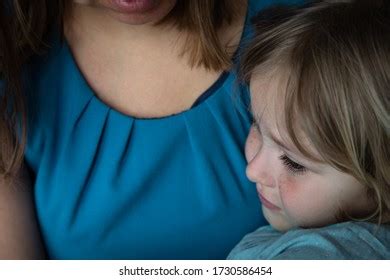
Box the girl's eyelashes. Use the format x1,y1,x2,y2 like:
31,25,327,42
279,154,307,175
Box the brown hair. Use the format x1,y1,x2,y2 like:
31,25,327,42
161,0,243,70
0,0,242,178
241,0,390,223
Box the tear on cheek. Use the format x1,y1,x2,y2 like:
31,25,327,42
278,175,311,226
278,174,300,204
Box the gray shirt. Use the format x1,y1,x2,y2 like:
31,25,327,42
228,222,390,259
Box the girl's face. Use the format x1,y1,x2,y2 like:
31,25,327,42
73,0,178,25
246,73,375,231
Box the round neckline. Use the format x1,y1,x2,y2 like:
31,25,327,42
62,1,252,121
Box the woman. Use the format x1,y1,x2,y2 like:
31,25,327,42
0,0,302,259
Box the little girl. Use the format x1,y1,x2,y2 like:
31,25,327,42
229,0,390,259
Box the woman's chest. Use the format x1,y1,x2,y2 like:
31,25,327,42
68,39,223,118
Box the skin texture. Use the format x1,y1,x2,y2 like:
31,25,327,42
66,0,247,118
246,73,375,232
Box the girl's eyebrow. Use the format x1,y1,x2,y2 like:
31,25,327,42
268,129,294,154
250,103,325,165
263,122,294,153
251,108,297,155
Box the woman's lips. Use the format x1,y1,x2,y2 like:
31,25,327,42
111,0,156,13
258,192,281,211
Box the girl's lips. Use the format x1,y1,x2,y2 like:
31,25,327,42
111,0,156,13
258,192,281,211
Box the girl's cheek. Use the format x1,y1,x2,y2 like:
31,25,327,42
278,173,336,228
277,174,306,223
278,173,299,203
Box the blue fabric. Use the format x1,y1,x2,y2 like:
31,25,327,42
228,222,390,259
22,0,304,260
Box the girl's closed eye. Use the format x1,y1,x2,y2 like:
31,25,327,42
279,154,307,175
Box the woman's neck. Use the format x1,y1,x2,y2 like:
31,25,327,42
65,3,184,56
62,1,248,118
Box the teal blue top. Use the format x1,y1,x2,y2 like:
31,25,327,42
228,222,390,259
20,0,303,259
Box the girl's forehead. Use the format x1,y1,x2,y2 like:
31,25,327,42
249,72,323,162
249,71,288,121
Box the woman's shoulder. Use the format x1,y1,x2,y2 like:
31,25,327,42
22,34,98,161
25,35,93,123
228,222,390,259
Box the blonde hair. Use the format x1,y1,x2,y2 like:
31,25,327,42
241,0,390,223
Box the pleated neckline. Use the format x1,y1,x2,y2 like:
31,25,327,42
60,3,252,121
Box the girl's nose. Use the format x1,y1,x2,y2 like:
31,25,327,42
246,149,275,188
